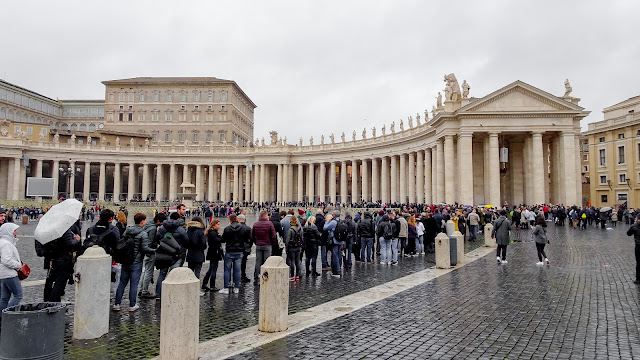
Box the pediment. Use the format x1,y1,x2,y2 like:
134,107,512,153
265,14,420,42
461,81,583,113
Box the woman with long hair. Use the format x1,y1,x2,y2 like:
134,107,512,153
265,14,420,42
202,219,222,291
115,211,127,237
532,215,549,265
286,216,303,281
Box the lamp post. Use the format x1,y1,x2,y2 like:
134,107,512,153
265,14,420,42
59,161,81,200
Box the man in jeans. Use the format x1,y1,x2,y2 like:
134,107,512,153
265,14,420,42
238,214,253,283
154,212,189,300
323,210,343,277
250,210,276,282
139,212,166,298
113,213,152,312
467,209,480,242
358,212,375,263
220,214,251,294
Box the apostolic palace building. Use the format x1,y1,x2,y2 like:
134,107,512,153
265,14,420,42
2,73,632,208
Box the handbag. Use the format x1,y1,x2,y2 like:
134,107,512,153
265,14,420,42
17,262,30,280
277,233,285,249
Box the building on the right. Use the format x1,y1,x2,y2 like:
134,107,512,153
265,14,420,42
584,95,640,208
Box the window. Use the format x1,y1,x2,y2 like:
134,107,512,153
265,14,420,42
152,133,158,142
128,93,134,102
26,127,32,135
128,113,133,121
118,93,125,102
109,93,114,102
207,92,214,102
618,193,628,201
206,113,213,122
599,175,607,184
220,91,227,102
153,92,159,102
139,92,145,102
13,125,20,134
618,146,625,164
192,133,198,142
164,133,170,142
138,114,144,122
119,105,124,110
599,137,605,143
205,132,212,142
178,133,185,142
637,130,640,137
193,113,199,122
583,165,589,173
601,194,608,202
582,154,588,161
599,149,606,166
166,92,173,102
165,112,172,122
193,91,200,102
79,124,86,132
180,92,187,102
78,139,83,145
118,113,123,121
179,113,186,122
219,133,225,142
194,105,199,110
152,112,159,122
618,133,625,139
40,128,47,136
619,173,627,184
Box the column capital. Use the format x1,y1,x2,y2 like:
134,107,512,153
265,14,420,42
444,134,454,140
488,132,500,138
531,131,544,137
458,132,473,138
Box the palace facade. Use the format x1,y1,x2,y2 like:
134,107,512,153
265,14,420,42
0,75,589,206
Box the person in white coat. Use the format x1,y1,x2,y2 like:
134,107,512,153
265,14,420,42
0,223,22,315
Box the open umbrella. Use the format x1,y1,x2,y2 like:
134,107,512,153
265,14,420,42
34,199,83,245
599,206,612,213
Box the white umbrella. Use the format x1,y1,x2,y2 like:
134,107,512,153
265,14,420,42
600,206,612,213
34,199,83,245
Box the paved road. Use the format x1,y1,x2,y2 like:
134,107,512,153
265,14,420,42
233,224,640,360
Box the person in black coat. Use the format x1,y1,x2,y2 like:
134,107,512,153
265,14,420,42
269,211,284,256
45,228,81,302
185,217,207,280
202,219,222,291
423,213,439,253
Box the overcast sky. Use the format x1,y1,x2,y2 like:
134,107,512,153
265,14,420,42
2,1,638,142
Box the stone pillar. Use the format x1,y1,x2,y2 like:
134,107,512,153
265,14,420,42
207,165,215,202
390,155,398,203
435,233,451,269
52,160,60,200
416,151,424,204
297,164,303,202
69,161,76,199
399,154,407,203
156,164,165,201
283,164,290,203
196,165,203,201
318,163,326,203
452,231,465,265
575,135,582,206
73,246,111,340
531,132,545,205
484,223,495,248
168,163,177,201
444,135,455,204
127,163,136,201
220,165,227,202
253,164,259,203
98,162,106,202
259,164,266,203
488,133,500,207
372,158,379,202
245,164,251,203
381,157,389,203
424,149,432,204
83,162,91,201
233,164,239,202
329,162,337,204
114,162,121,202
276,164,283,203
340,161,348,203
10,158,20,200
35,159,43,178
141,164,149,201
459,133,474,205
258,256,289,332
561,132,578,205
351,160,358,203
307,163,315,204
160,268,199,360
408,152,416,204
436,141,445,203
362,159,369,202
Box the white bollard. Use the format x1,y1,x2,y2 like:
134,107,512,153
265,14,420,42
435,233,451,269
160,267,199,360
484,223,496,248
259,256,290,332
73,245,111,340
445,220,455,236
452,231,465,265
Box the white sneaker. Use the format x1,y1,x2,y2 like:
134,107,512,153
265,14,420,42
219,288,229,294
232,288,239,294
545,258,550,264
497,257,501,263
111,305,121,311
380,261,386,265
387,262,391,265
199,291,206,296
128,304,139,312
536,261,544,266
501,260,508,264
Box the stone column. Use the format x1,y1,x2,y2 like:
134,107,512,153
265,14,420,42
362,159,369,202
282,164,289,203
575,135,582,206
113,162,121,202
168,163,177,201
69,161,76,199
141,164,150,201
318,163,326,203
195,165,203,201
390,155,398,203
488,133,500,207
127,163,136,201
416,151,424,203
276,164,283,203
52,160,60,199
220,165,228,202
34,159,43,178
83,162,91,201
340,161,348,203
562,132,578,205
436,141,445,203
351,160,359,203
98,162,106,202
329,162,337,204
381,157,390,203
11,158,21,200
232,164,239,202
371,158,379,202
308,163,315,203
159,268,199,360
182,164,190,188
156,164,165,201
245,164,251,203
408,153,416,204
458,133,474,205
297,164,304,202
531,132,545,205
207,165,215,202
424,149,432,204
253,164,259,203
399,154,407,203
444,135,455,204
259,164,266,203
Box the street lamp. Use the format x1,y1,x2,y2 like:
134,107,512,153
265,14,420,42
59,161,81,199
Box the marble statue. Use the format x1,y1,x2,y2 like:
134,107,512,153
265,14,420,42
87,136,92,145
130,137,135,147
100,136,106,144
283,136,287,146
321,134,325,144
352,130,356,141
309,136,313,145
330,133,335,144
381,125,386,136
444,73,462,101
0,120,9,137
416,113,421,125
462,80,470,98
341,132,345,143
431,106,437,117
399,119,404,131
424,109,429,121
408,116,413,129
300,137,304,146
115,136,120,146
235,139,239,147
444,83,452,102
255,138,259,146
144,138,149,147
261,137,265,146
269,131,278,145
436,92,443,108
70,134,76,142
390,121,395,133
564,79,572,97
362,128,367,139
371,127,376,137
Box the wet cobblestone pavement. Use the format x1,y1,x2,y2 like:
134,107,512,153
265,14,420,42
233,225,640,360
3,217,486,359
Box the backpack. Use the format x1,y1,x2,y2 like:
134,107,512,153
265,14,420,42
581,213,587,219
35,239,57,258
112,232,136,265
288,228,302,248
82,226,113,253
383,221,394,240
334,220,351,243
303,226,318,244
155,232,181,269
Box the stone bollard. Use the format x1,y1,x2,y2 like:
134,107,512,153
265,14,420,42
73,245,111,340
435,233,451,269
484,223,495,248
452,231,465,265
445,220,455,235
259,256,290,332
160,267,199,360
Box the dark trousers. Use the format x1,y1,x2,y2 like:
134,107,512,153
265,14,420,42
188,262,203,279
47,260,72,302
536,243,547,262
496,245,507,260
636,244,640,281
305,244,319,273
241,251,250,278
202,260,219,288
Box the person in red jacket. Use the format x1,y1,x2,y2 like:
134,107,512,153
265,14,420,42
250,210,276,282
